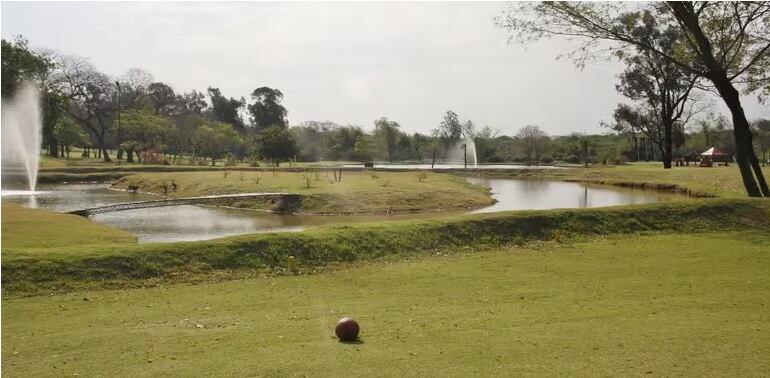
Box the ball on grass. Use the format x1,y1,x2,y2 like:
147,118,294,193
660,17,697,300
335,317,360,341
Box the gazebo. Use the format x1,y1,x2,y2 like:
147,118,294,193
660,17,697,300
699,147,729,167
700,147,727,157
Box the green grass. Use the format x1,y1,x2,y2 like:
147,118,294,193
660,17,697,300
3,231,769,377
111,171,494,214
0,202,136,253
3,199,768,296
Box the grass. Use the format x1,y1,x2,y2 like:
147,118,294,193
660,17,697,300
0,202,136,253
3,231,769,377
111,171,494,214
477,162,770,198
3,199,768,296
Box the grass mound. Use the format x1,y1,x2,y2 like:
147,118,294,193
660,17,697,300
111,171,494,214
3,199,768,296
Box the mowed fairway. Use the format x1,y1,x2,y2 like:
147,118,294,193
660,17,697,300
3,232,769,377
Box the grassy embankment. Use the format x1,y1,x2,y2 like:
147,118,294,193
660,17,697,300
111,171,494,214
3,198,769,296
3,231,770,376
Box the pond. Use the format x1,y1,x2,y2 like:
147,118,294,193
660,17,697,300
2,178,675,243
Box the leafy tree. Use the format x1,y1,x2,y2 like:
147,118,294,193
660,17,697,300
497,1,770,196
248,87,287,130
373,117,401,162
253,125,297,166
1,37,50,98
118,108,173,162
53,115,88,159
411,133,431,162
195,122,243,166
176,90,208,116
147,82,177,116
207,87,245,131
436,110,462,140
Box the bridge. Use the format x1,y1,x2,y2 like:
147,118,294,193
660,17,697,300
67,192,293,217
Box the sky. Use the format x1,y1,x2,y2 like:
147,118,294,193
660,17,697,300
2,1,767,136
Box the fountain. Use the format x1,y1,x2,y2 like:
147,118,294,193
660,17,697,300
1,81,42,194
445,136,478,168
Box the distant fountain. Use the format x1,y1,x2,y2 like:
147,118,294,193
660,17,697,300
445,137,478,168
1,81,43,193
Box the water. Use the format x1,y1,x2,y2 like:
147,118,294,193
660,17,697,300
2,179,675,243
467,177,668,213
1,81,42,192
346,164,564,170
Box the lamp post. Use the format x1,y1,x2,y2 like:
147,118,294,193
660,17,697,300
115,81,122,164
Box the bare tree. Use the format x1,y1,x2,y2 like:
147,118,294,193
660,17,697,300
516,125,548,165
52,54,116,162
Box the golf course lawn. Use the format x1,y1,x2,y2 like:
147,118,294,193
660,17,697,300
112,170,494,214
3,231,769,377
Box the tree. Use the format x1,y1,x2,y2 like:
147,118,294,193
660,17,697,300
436,110,463,140
207,87,245,131
195,122,243,166
497,1,770,196
253,125,297,166
753,119,770,166
411,133,431,162
373,117,401,162
1,37,50,98
613,21,699,168
176,90,208,116
248,87,287,130
52,54,116,162
118,108,173,162
53,115,88,159
147,82,177,116
516,125,548,165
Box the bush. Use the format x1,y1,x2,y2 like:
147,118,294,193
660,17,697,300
539,155,554,164
139,149,169,165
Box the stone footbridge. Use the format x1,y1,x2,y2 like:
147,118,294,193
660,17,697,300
67,192,292,217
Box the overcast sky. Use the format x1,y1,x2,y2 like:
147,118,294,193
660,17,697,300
2,1,767,135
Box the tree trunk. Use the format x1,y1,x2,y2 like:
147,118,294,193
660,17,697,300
712,76,768,197
48,138,59,158
663,122,673,169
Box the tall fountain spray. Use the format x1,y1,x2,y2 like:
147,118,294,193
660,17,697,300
1,81,43,193
446,136,478,168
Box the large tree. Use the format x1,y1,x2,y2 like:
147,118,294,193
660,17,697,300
207,87,245,132
248,87,287,130
1,37,50,98
195,122,243,166
497,1,770,196
118,108,173,162
52,54,116,162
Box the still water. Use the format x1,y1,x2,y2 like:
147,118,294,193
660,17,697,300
2,179,674,243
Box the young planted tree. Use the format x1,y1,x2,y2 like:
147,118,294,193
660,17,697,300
497,1,770,196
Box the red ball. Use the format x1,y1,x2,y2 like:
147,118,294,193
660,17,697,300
335,317,360,341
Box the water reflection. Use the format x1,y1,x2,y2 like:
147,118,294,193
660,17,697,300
2,179,673,243
466,177,668,213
